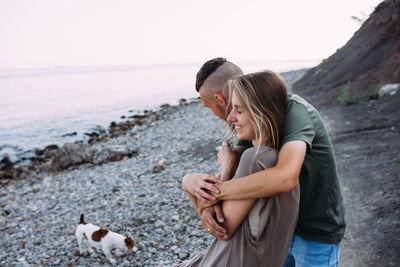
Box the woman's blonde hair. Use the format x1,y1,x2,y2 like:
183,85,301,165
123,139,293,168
227,70,288,149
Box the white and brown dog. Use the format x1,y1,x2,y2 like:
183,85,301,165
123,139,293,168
75,214,134,265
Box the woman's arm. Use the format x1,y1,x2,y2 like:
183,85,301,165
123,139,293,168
199,142,305,238
216,147,278,240
221,198,256,240
218,142,247,182
182,188,201,215
182,173,222,215
196,143,247,214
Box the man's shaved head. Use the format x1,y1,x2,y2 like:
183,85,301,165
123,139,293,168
195,58,243,120
196,58,243,100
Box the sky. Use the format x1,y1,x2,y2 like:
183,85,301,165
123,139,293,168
0,0,383,69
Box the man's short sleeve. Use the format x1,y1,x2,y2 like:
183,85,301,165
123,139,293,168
281,98,315,148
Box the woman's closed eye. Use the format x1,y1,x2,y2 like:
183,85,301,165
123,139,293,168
233,105,242,114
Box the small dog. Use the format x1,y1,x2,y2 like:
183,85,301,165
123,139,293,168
75,214,134,265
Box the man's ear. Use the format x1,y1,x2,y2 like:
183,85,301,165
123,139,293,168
214,93,226,106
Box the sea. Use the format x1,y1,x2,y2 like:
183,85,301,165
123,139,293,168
0,60,320,162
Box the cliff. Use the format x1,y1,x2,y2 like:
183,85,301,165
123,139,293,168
292,0,400,106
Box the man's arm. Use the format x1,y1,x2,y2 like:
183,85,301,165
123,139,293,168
216,141,307,200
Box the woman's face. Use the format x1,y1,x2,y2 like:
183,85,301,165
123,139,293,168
227,90,255,142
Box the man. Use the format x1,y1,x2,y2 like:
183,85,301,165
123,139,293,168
183,57,346,266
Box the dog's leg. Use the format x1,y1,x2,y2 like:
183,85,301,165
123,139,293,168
75,232,85,254
86,242,94,254
102,245,116,265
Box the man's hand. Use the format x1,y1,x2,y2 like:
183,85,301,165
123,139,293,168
182,173,220,202
201,206,228,240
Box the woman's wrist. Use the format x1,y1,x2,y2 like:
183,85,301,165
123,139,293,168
220,163,238,181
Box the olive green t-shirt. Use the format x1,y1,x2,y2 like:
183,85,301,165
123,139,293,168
281,94,346,244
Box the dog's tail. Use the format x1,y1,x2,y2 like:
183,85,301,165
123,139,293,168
79,214,85,224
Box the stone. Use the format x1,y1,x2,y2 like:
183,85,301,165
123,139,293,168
50,143,93,171
152,164,166,173
178,252,190,260
0,157,14,172
61,132,77,137
155,220,164,228
379,83,400,97
43,144,59,158
92,145,137,165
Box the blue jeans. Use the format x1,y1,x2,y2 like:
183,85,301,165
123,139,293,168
282,234,342,267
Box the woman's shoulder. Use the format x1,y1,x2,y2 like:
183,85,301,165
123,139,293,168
241,146,278,167
233,146,278,178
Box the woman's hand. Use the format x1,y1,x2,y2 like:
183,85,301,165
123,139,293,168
182,173,220,202
218,142,239,181
201,206,228,240
197,198,219,214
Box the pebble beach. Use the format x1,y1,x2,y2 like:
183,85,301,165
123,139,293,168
0,99,226,266
0,70,311,266
2,67,399,266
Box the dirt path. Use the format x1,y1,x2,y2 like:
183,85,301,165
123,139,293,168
318,93,400,266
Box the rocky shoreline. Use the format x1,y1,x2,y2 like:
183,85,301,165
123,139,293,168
0,98,198,183
0,70,306,266
0,97,225,266
0,68,308,184
1,67,398,266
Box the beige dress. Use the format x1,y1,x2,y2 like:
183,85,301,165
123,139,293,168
177,146,300,267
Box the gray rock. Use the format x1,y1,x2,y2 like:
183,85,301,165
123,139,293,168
178,252,190,260
92,144,137,165
51,142,93,170
152,164,166,173
379,83,400,97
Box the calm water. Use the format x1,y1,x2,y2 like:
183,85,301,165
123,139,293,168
0,60,319,161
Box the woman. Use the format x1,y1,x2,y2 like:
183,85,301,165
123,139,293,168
180,70,300,267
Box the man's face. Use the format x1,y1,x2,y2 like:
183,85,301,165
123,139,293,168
199,87,226,120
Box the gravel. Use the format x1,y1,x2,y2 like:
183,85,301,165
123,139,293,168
0,71,304,266
0,99,226,266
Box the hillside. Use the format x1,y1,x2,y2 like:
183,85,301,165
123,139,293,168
292,0,400,107
291,0,400,265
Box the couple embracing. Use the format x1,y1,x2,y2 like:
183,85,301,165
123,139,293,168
179,58,346,267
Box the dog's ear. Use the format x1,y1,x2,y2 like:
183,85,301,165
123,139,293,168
125,236,135,249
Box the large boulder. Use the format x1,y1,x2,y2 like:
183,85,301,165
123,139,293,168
91,144,137,165
51,143,93,171
50,142,138,171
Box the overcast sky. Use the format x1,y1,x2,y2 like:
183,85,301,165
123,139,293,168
0,0,382,69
